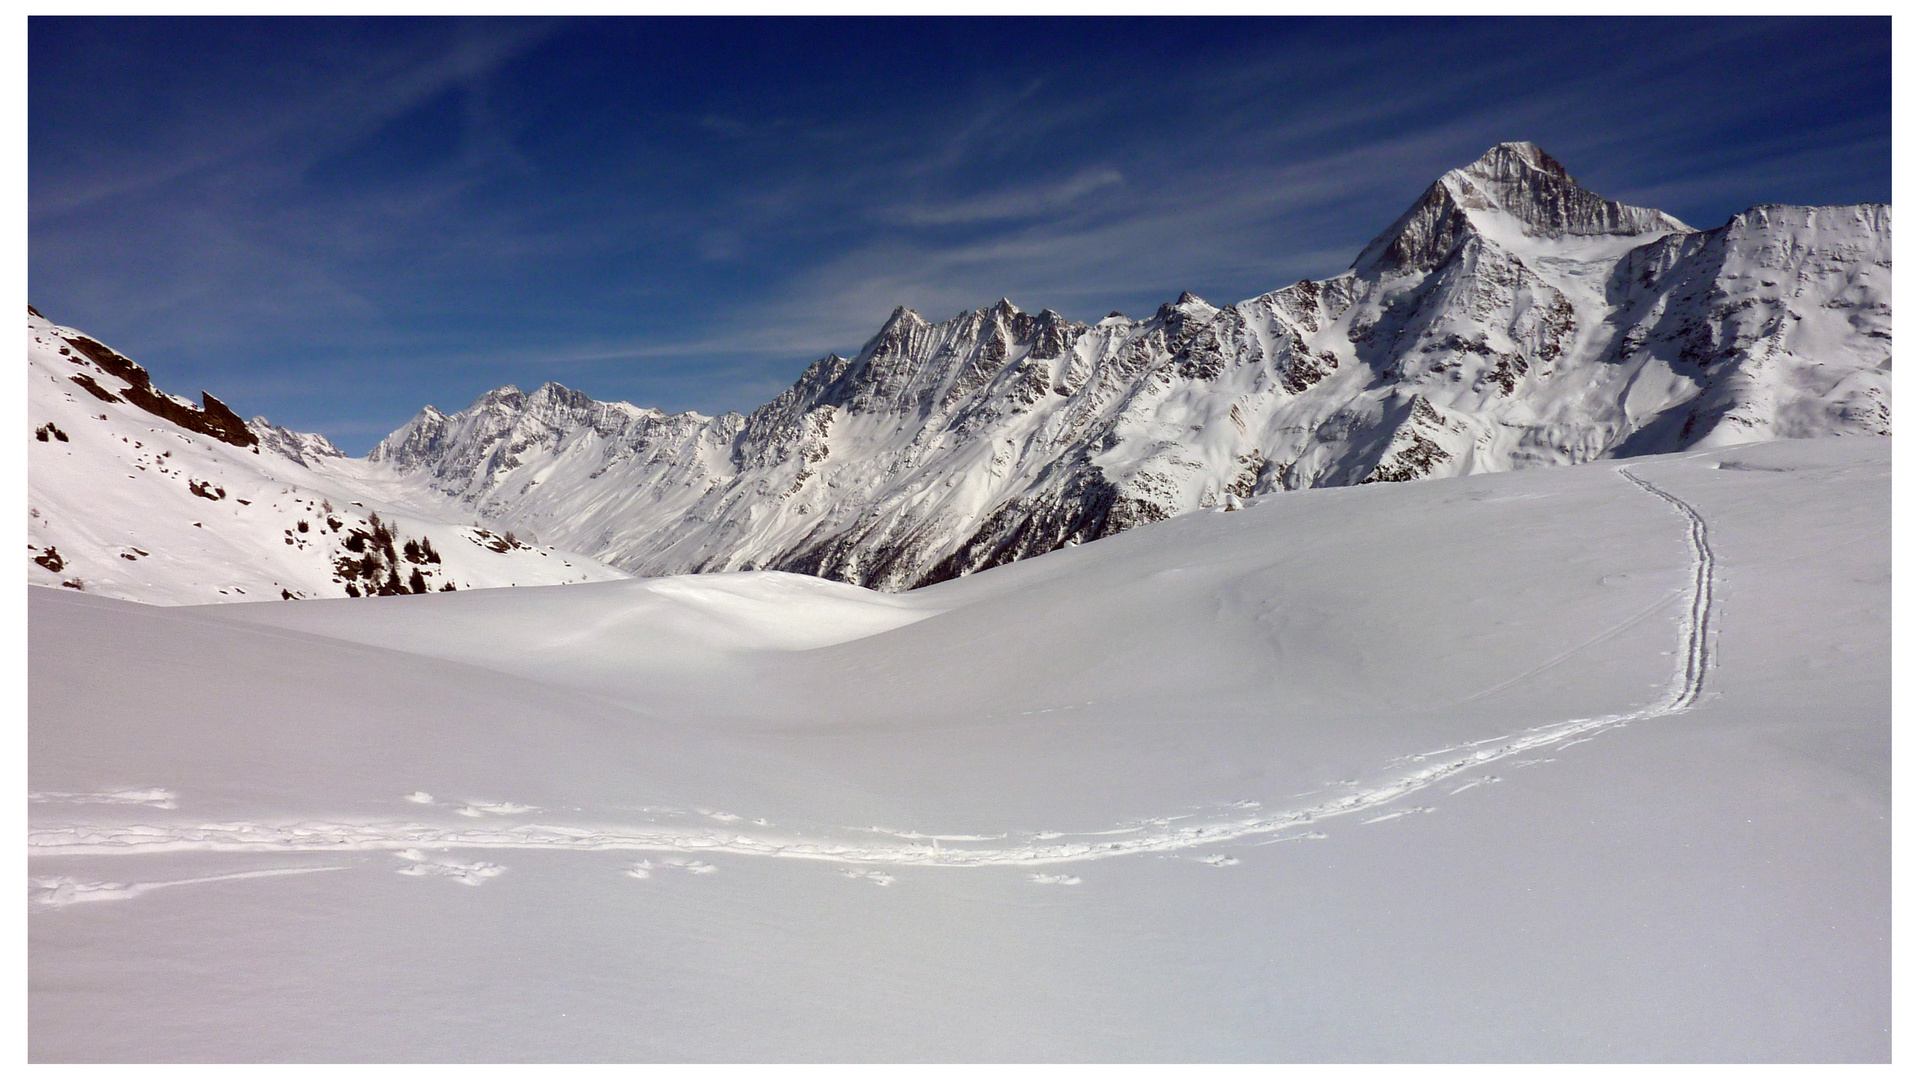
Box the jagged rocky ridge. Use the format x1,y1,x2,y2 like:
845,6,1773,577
364,142,1888,590
34,307,261,450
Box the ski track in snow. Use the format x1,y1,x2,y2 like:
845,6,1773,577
29,468,1718,885
29,865,345,908
29,788,178,810
1617,467,1717,711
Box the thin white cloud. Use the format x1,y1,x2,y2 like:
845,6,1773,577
881,167,1126,227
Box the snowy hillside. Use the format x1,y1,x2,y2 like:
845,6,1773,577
371,142,1892,590
29,436,1889,1060
26,310,626,605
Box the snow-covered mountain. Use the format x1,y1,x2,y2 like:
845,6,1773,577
26,310,626,605
371,142,1892,590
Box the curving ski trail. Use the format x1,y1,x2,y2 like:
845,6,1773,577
29,468,1722,877
1617,466,1717,710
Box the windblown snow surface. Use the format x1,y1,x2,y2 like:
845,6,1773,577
29,436,1887,1061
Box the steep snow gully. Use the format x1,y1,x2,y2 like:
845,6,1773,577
29,467,1721,897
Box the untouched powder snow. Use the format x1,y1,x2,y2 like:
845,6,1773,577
29,436,1888,1061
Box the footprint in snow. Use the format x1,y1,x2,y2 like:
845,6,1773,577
404,793,536,816
394,849,506,886
649,857,717,875
1197,854,1239,867
455,801,538,817
1254,830,1327,846
31,866,343,908
1028,873,1081,886
1361,807,1435,825
30,788,178,809
840,868,895,886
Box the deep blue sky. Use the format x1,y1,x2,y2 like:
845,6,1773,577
31,17,1890,453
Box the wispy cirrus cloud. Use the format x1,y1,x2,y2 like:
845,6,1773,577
33,19,561,221
880,167,1125,227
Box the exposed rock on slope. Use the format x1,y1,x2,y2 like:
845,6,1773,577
55,329,258,448
26,311,627,605
371,143,1890,591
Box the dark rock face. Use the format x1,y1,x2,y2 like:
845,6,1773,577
60,334,258,448
1461,142,1680,239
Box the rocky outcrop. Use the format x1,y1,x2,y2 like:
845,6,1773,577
56,330,258,448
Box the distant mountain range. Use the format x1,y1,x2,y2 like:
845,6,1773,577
29,143,1892,602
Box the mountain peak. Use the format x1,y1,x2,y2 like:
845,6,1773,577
473,385,526,410
529,380,582,400
1461,141,1565,181
881,306,926,332
1154,291,1215,321
1354,142,1689,275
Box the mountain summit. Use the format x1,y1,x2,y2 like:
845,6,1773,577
31,143,1893,600
353,142,1887,593
1354,141,1690,274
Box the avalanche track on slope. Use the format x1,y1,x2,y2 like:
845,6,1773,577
28,467,1721,882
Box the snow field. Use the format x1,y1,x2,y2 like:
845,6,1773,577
28,436,1889,1060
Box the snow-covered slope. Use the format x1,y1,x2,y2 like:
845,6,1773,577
371,142,1891,590
26,310,626,604
29,436,1889,1060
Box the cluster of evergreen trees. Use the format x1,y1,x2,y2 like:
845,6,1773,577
332,514,452,597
